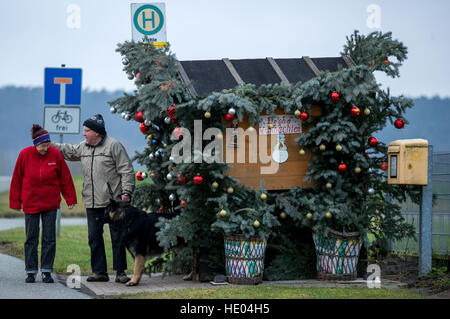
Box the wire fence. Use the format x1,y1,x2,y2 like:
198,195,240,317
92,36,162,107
390,152,450,256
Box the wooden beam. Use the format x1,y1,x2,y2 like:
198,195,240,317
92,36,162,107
222,58,244,85
176,60,198,98
302,56,320,76
342,55,357,67
267,57,290,84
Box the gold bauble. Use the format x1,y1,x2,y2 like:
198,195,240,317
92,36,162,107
355,167,361,173
336,144,342,152
212,181,219,188
319,144,326,151
325,212,333,219
364,108,371,115
227,187,234,194
306,212,313,220
280,212,287,219
260,193,267,200
299,149,306,155
294,109,301,117
204,111,211,119
253,220,260,228
326,182,332,189
219,209,227,217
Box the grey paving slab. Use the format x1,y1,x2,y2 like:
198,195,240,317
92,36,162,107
0,253,91,299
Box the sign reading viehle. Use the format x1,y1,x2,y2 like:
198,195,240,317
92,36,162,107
224,106,321,190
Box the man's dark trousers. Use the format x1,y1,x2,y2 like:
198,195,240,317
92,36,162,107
86,208,127,274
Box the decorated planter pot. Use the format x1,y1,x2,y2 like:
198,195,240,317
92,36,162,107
312,230,362,281
224,234,267,285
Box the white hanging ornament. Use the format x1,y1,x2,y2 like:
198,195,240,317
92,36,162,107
166,173,173,180
228,107,236,115
155,198,161,205
141,172,148,179
272,134,288,163
368,188,375,195
149,153,155,160
144,119,152,126
164,116,171,124
169,193,176,201
121,112,127,119
125,113,132,121
110,107,117,114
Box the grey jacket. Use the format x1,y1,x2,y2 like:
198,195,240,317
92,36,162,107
51,136,135,208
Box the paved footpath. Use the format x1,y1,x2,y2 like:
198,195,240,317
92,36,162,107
0,218,90,299
0,218,408,298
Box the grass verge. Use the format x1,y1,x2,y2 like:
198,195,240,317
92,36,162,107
112,286,424,299
0,225,134,275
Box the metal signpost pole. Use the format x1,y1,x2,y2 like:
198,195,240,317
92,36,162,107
56,133,63,237
419,145,433,276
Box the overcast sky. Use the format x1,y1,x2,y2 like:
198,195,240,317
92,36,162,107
1,0,449,98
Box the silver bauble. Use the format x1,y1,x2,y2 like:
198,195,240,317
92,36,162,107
110,107,117,114
125,114,132,121
164,116,171,124
368,188,375,195
149,153,155,160
144,119,152,126
228,107,236,115
121,112,127,119
155,198,161,205
169,193,176,201
141,172,148,179
166,173,173,180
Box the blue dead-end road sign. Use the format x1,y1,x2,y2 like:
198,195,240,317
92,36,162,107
44,67,82,106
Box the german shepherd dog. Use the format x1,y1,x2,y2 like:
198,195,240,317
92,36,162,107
106,199,173,286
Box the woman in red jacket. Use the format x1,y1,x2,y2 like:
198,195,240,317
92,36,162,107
9,124,77,283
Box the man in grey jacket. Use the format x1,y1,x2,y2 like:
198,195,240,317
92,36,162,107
52,114,135,283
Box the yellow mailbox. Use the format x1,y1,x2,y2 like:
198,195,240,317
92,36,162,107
387,139,428,185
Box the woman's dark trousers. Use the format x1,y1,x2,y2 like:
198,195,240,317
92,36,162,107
24,210,57,274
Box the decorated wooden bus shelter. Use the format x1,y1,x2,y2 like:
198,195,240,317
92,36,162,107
177,56,355,190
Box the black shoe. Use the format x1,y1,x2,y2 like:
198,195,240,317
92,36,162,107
42,272,54,283
25,274,35,283
86,273,109,282
115,272,131,283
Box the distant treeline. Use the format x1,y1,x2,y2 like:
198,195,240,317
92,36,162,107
0,86,449,176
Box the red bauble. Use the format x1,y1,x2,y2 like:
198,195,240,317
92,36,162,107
166,105,176,116
380,162,388,171
136,72,141,78
134,111,144,123
177,173,187,184
338,163,347,172
173,126,183,139
193,175,204,185
384,59,390,63
368,137,378,147
180,200,186,207
139,122,149,135
394,119,404,129
225,113,235,121
351,106,360,117
136,171,144,181
331,91,340,102
158,206,164,213
299,112,309,121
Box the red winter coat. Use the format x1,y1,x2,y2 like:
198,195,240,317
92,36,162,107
9,146,77,214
